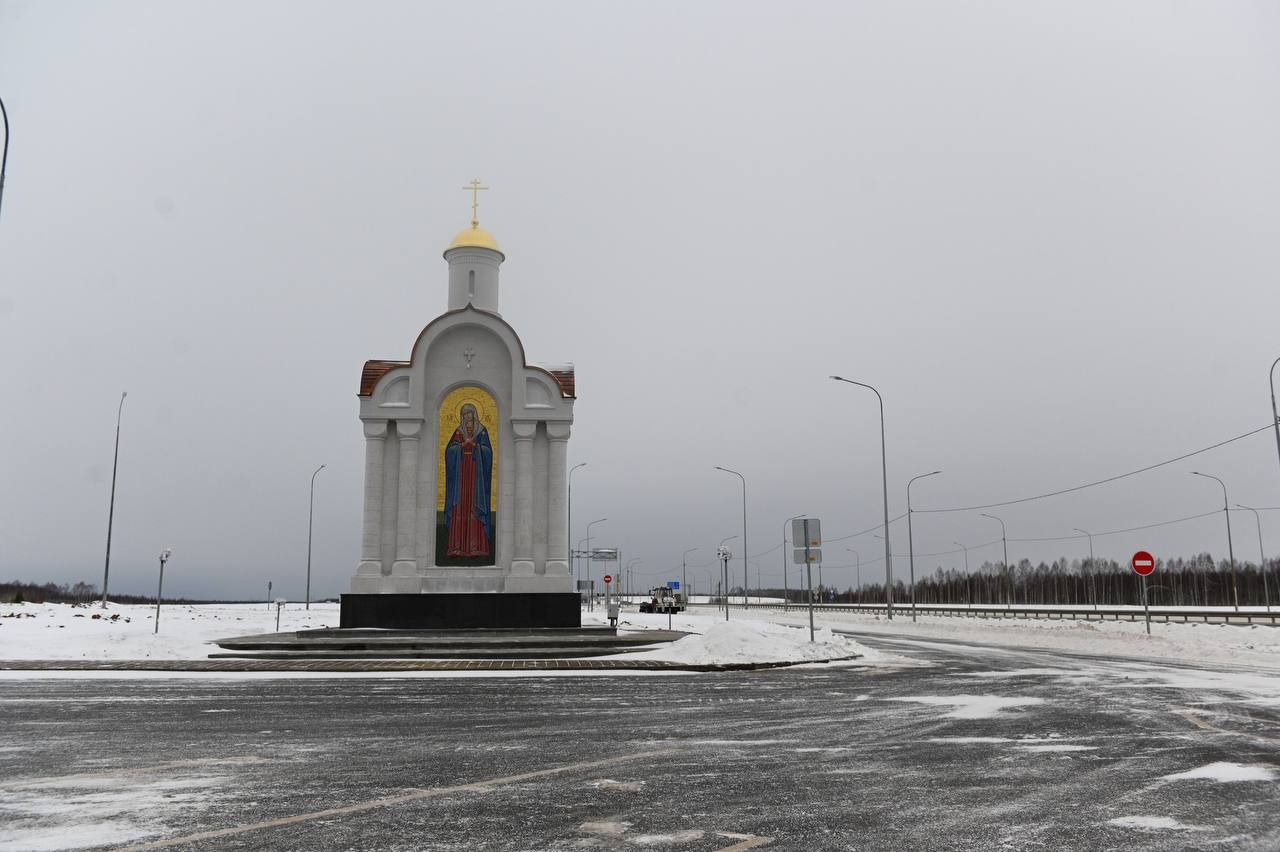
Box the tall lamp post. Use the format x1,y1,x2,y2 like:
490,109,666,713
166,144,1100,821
1073,528,1098,610
718,535,737,619
782,514,806,611
681,547,697,606
586,517,607,610
1236,504,1270,612
846,548,860,604
906,470,942,622
101,391,128,608
0,95,9,220
714,466,749,607
305,464,326,610
626,558,642,600
153,548,173,634
1270,356,1280,475
953,541,969,604
568,463,587,588
1192,472,1239,610
981,513,1009,606
830,376,894,620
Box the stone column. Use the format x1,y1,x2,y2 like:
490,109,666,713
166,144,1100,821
545,422,570,576
355,420,388,580
512,420,537,574
391,420,422,584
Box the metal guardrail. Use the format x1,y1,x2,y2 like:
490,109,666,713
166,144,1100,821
687,601,1280,626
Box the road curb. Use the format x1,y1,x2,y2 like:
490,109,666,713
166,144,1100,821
0,655,862,674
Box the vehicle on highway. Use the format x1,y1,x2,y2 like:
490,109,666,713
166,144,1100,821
638,587,683,614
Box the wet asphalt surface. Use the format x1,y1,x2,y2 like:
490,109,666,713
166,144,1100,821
3,631,1280,851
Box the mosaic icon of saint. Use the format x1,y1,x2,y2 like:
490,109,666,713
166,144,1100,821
443,403,494,557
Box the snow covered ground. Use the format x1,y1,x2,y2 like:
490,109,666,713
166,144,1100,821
8,598,1280,674
0,601,340,661
745,603,1280,671
0,601,887,670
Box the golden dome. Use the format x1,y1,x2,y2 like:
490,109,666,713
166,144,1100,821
446,224,501,254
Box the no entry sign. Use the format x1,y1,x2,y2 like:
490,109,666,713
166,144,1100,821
1131,551,1156,576
603,574,612,584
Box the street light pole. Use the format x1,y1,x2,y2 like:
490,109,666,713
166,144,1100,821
718,535,737,620
586,517,607,611
830,376,894,620
305,464,326,610
907,470,942,623
714,467,749,608
0,95,9,221
846,548,860,604
568,463,586,589
981,513,1009,605
101,391,128,608
682,547,697,607
953,541,969,605
627,558,642,601
1271,356,1280,476
154,548,173,634
1192,472,1239,611
1237,504,1269,612
1073,528,1097,610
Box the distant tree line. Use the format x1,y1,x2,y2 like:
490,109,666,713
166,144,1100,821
753,554,1280,609
0,580,266,606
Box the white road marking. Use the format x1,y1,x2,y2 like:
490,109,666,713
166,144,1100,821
118,748,680,850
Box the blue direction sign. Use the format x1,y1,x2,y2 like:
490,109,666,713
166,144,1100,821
668,581,681,590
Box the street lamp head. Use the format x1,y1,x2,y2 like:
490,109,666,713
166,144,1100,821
829,375,843,381
160,548,172,561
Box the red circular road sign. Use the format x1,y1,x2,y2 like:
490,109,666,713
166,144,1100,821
1131,551,1156,576
603,574,613,584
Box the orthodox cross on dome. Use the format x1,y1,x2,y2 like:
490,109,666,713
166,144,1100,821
462,179,488,229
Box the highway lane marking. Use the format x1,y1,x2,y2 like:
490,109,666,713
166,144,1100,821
118,748,680,850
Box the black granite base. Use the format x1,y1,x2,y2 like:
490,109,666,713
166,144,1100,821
339,593,582,630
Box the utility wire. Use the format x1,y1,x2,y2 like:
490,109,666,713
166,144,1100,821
914,422,1273,513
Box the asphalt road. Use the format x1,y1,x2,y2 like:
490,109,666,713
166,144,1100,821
3,633,1280,851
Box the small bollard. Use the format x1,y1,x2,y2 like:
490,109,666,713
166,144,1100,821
274,598,286,632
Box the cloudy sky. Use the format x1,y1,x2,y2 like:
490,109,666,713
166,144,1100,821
1,1,1278,601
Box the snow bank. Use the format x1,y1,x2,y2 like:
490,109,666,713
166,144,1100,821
608,620,877,666
0,602,339,661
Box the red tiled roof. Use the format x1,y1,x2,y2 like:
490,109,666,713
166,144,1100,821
359,360,408,397
546,368,576,399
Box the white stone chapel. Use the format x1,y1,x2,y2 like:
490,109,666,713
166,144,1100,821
342,186,578,628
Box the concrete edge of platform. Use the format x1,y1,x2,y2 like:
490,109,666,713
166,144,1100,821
0,655,863,674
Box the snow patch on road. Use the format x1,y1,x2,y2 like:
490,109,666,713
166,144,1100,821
1161,762,1277,783
887,694,1045,719
1108,815,1203,831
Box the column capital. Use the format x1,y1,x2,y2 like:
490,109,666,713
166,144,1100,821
364,420,388,440
395,419,423,440
546,422,571,441
512,420,537,440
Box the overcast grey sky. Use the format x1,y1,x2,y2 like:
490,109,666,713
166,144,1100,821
1,1,1278,600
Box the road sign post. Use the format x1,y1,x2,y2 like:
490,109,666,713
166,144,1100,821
792,518,822,642
1132,551,1156,635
